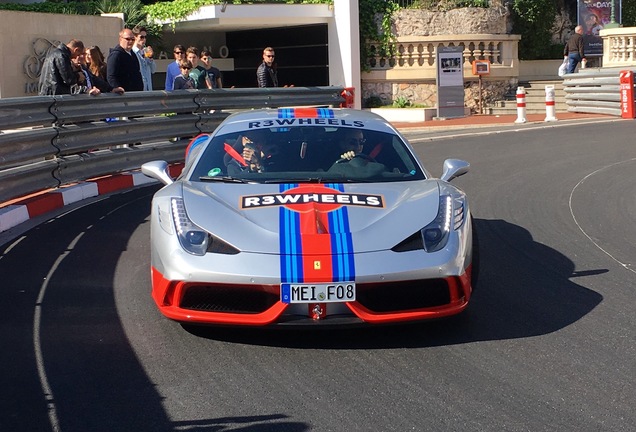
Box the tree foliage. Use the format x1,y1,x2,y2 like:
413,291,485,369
359,0,399,70
511,0,558,60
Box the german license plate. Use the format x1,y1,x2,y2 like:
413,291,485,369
281,282,356,304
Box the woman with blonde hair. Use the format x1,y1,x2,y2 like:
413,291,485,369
85,46,107,80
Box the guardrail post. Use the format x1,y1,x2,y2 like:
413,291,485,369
544,85,557,122
514,86,527,124
619,70,635,119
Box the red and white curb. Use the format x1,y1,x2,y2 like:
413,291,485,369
0,165,183,234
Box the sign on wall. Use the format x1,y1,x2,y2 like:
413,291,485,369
436,46,465,118
578,0,622,57
23,38,60,94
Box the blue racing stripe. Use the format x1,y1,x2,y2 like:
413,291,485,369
279,184,303,283
317,108,335,118
278,108,293,119
327,183,355,282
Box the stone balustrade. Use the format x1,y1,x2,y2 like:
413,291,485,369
601,27,636,67
364,34,521,81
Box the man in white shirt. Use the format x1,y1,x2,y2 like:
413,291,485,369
131,25,156,91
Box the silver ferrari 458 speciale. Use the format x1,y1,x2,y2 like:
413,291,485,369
142,107,476,327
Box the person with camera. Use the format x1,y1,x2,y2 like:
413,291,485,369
38,39,85,95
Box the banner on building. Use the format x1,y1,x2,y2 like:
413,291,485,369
578,0,622,57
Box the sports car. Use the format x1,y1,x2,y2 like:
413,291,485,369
141,107,475,326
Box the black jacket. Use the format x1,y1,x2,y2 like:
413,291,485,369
107,45,143,91
564,33,585,57
256,62,278,88
78,66,114,93
38,44,78,95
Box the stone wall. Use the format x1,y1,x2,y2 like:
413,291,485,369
363,80,513,112
391,6,510,37
362,6,515,111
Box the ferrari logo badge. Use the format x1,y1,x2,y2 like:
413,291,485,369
314,261,321,270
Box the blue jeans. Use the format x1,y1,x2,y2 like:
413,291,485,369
567,53,581,74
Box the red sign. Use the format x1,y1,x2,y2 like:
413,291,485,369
619,70,634,119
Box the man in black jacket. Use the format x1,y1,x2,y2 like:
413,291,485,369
38,39,85,95
564,25,586,74
256,47,278,88
107,28,144,91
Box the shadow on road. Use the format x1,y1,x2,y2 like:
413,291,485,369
185,218,604,349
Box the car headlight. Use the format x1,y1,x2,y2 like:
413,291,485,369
171,197,209,256
421,195,465,252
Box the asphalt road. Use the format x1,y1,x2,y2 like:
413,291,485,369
1,118,635,431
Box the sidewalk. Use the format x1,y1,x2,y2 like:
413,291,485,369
391,112,615,131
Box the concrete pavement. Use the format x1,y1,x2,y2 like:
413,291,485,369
391,112,614,131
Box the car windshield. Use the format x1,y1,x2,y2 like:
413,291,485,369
189,126,426,183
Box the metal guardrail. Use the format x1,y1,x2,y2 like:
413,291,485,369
0,86,345,203
563,67,635,116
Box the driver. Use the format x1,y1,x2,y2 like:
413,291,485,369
338,129,366,161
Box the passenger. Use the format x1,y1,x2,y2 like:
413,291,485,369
225,131,276,174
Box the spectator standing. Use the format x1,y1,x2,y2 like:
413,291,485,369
186,47,210,89
38,39,85,95
256,47,278,88
173,60,196,90
165,44,185,91
200,50,223,89
107,28,144,91
72,53,124,95
85,46,107,80
131,26,156,91
564,25,585,74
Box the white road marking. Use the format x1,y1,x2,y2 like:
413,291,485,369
568,158,636,275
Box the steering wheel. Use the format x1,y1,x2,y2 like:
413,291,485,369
336,153,376,164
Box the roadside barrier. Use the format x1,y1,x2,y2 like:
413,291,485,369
514,86,527,124
544,85,557,122
563,67,636,116
0,86,345,211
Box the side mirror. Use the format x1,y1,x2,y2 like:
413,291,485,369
440,159,469,182
141,160,173,185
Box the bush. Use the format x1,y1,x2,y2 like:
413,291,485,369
392,95,412,108
364,95,384,108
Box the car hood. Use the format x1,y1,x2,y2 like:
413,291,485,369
182,181,441,254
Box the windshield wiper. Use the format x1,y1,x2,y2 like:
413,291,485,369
199,175,249,183
264,177,324,184
264,177,366,184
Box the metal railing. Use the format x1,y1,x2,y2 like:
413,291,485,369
0,86,345,203
563,67,635,116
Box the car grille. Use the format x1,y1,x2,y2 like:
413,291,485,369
180,285,279,314
356,279,451,312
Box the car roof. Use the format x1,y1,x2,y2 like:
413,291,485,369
213,107,400,136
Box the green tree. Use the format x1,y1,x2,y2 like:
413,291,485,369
511,0,558,60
